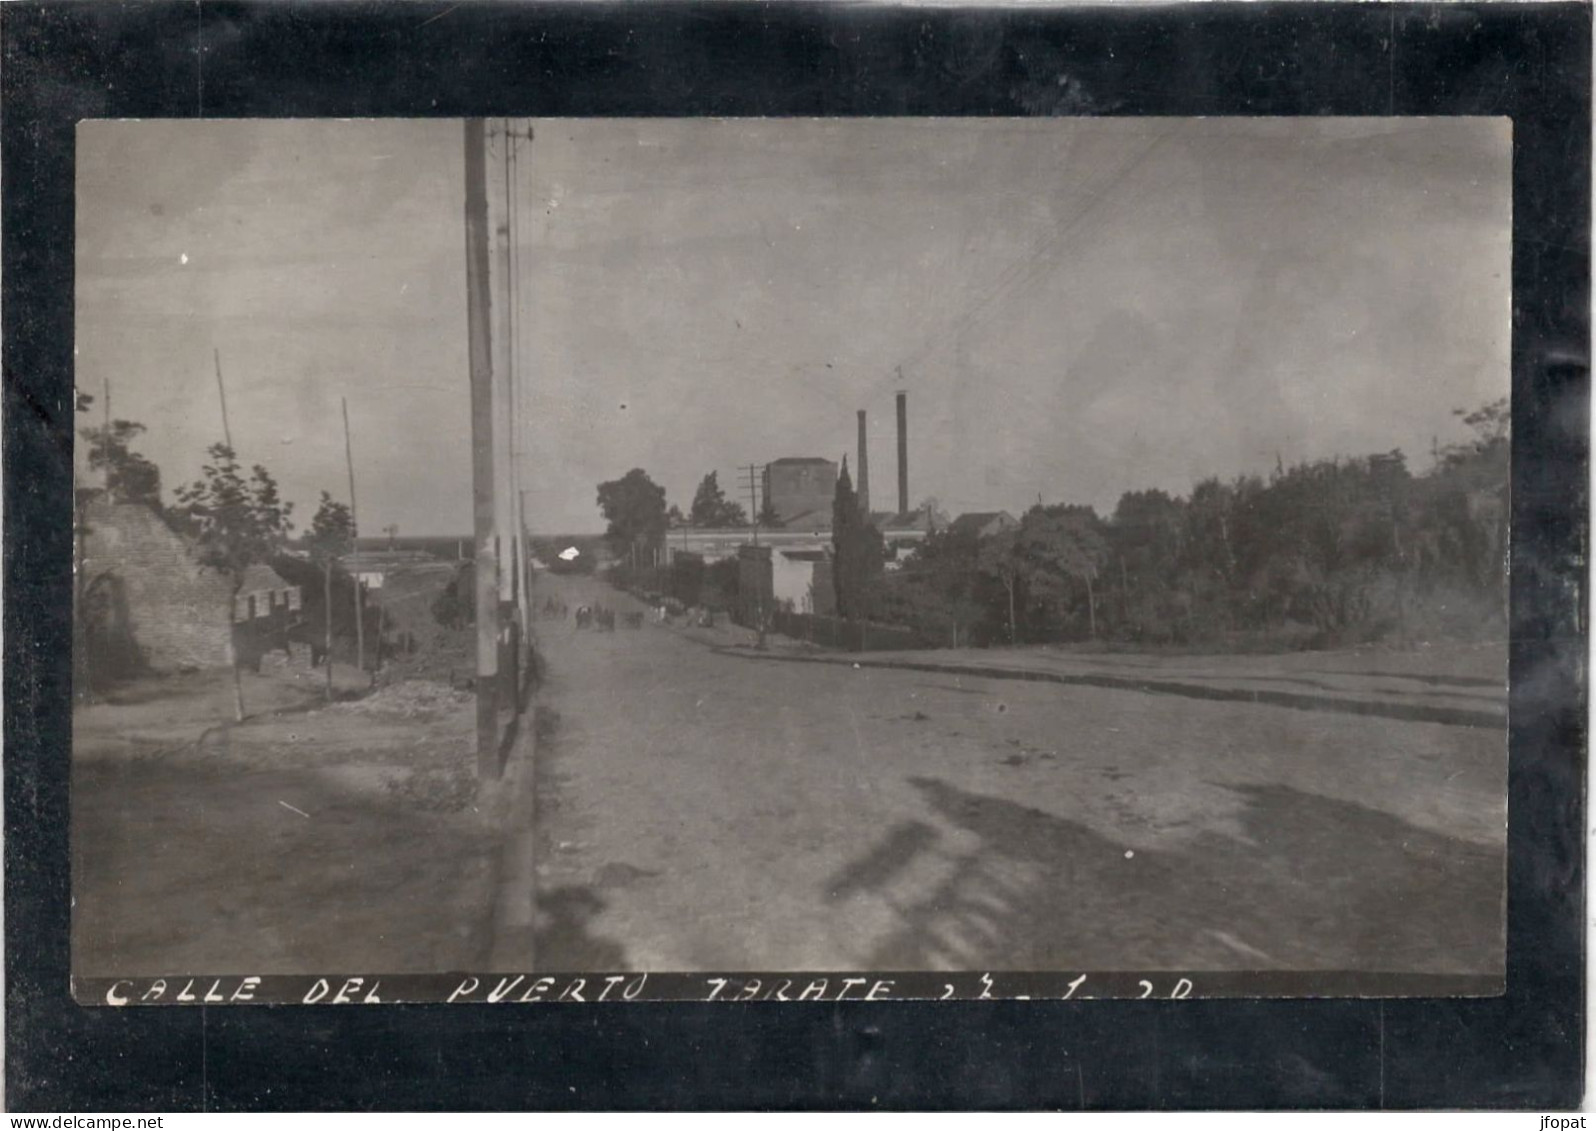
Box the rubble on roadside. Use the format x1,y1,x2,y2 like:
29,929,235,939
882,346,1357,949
386,765,477,812
332,678,474,720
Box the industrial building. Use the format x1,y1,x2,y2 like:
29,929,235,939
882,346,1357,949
761,457,837,527
670,389,934,572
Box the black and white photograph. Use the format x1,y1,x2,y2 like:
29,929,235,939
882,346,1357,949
70,115,1511,1001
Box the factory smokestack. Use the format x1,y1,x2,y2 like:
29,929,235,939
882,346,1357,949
856,410,870,519
896,389,908,516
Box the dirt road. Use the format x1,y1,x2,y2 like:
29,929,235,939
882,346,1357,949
73,667,499,977
529,574,1504,975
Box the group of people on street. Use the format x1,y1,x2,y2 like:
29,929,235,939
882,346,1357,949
574,603,629,632
540,591,712,635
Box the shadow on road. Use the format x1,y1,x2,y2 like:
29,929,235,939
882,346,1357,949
1299,666,1501,689
535,885,629,970
835,776,1503,974
826,820,940,901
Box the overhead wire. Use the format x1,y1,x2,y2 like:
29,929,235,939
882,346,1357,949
856,124,1176,410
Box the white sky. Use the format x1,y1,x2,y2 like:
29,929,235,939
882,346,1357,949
76,117,1510,535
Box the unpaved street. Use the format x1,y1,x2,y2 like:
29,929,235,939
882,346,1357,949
529,574,1504,975
73,666,500,978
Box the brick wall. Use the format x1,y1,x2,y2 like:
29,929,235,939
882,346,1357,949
80,501,237,671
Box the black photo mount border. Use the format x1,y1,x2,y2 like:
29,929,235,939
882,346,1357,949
4,1,1587,1111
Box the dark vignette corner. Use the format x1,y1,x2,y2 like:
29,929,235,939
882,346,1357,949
3,0,1589,1113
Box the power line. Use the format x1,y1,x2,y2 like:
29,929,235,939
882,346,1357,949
735,464,766,546
342,395,366,677
857,127,1174,407
905,131,1163,377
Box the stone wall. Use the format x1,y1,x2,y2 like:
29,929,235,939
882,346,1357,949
80,502,235,672
77,497,312,676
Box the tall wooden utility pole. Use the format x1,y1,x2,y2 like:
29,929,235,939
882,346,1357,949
323,556,334,702
506,121,533,670
464,119,500,775
895,384,908,516
211,351,245,720
519,489,532,618
740,464,763,548
342,396,366,676
492,119,518,708
214,348,233,450
737,464,767,649
101,378,112,493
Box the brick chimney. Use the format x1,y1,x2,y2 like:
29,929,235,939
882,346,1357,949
896,390,908,516
856,410,870,518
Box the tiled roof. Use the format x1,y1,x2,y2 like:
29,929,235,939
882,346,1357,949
950,511,1016,535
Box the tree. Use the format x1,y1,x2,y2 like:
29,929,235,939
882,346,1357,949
1109,489,1186,640
977,528,1023,645
916,497,952,531
597,468,668,561
171,444,294,721
1441,397,1509,466
756,495,782,529
670,551,705,607
666,504,687,529
80,419,163,508
890,527,987,645
431,562,475,628
831,460,859,618
307,492,355,558
305,492,354,699
1019,505,1111,640
831,458,884,624
689,471,746,528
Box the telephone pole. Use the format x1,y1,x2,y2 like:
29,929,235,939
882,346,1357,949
491,120,516,707
342,397,366,677
737,464,767,649
492,117,537,707
101,379,112,494
506,122,533,672
739,464,763,547
464,119,500,776
213,349,233,450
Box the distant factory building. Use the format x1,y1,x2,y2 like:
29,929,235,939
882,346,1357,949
948,511,1019,540
761,457,837,528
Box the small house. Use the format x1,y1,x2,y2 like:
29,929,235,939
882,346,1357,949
949,511,1019,540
